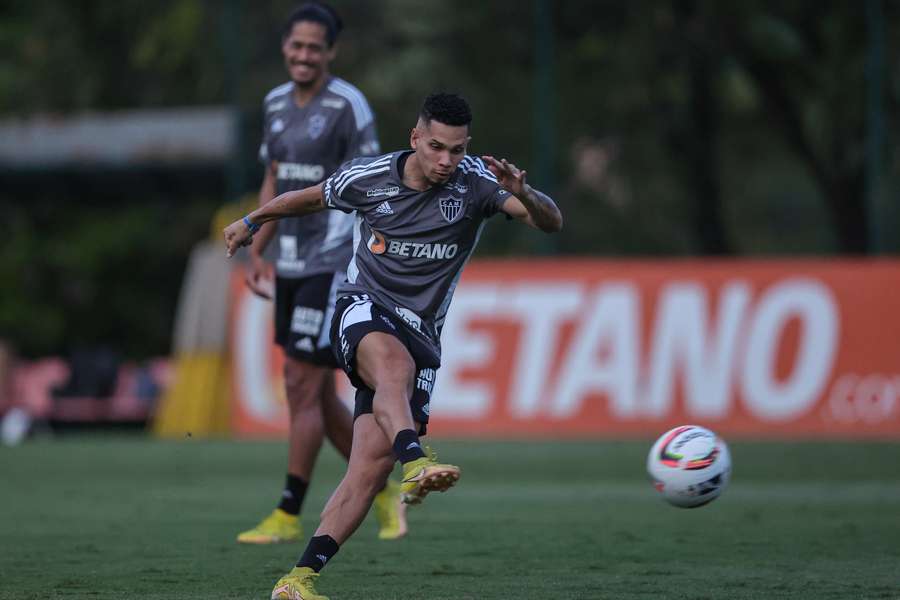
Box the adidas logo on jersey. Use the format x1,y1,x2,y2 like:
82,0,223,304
375,201,394,215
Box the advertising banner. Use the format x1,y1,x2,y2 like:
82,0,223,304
231,260,900,438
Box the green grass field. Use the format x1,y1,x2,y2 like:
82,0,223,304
2,436,899,599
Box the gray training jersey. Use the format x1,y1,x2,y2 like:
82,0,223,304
259,76,380,278
323,151,511,361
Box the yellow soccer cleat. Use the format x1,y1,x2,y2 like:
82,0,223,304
372,480,408,540
399,450,461,505
271,566,328,600
237,508,302,544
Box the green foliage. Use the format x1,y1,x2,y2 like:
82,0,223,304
0,0,220,112
0,194,218,357
1,0,898,356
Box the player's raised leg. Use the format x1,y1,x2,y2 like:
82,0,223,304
354,332,460,505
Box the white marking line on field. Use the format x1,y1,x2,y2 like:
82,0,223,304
449,482,900,503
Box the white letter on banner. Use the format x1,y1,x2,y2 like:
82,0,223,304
431,285,500,418
644,282,750,419
508,284,583,417
552,284,640,418
237,293,280,421
741,279,839,421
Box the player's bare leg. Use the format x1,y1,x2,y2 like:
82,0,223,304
274,331,460,597
237,357,328,544
355,332,418,439
356,332,460,504
271,416,395,599
316,414,395,542
321,374,407,539
241,352,405,544
319,374,352,459
284,357,329,479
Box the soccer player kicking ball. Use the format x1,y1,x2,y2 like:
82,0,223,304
238,2,407,546
224,92,563,600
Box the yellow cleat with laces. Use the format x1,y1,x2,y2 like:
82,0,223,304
399,448,461,505
271,566,328,600
237,508,302,544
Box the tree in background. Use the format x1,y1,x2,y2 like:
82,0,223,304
0,0,897,357
719,1,889,254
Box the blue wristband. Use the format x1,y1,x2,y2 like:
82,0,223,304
243,215,261,235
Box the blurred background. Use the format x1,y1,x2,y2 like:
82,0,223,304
2,3,900,599
0,0,898,440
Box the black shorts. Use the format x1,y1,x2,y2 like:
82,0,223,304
274,272,343,367
331,294,439,435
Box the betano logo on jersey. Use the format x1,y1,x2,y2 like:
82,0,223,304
367,230,458,260
277,162,325,182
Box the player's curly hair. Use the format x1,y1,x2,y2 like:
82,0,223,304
420,92,472,128
283,2,343,47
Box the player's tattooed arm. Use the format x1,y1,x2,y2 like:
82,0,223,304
224,183,326,257
482,155,563,233
511,184,564,233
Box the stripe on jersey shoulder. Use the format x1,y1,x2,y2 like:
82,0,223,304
333,153,392,185
332,155,393,190
328,78,373,128
265,82,293,102
460,155,497,177
337,165,391,196
458,164,498,183
458,156,499,183
328,78,374,130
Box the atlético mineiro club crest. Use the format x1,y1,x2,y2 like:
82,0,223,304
307,114,327,139
439,195,464,223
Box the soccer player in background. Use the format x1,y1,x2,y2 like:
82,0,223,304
225,92,563,599
237,1,407,546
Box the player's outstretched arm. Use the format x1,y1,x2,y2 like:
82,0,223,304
224,183,326,257
482,155,563,233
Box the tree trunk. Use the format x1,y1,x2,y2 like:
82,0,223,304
687,20,730,255
824,173,868,254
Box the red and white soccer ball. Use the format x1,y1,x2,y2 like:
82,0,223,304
647,425,731,508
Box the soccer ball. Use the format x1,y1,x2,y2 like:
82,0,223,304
646,425,731,508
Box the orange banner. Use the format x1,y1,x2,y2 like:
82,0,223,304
230,259,900,438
